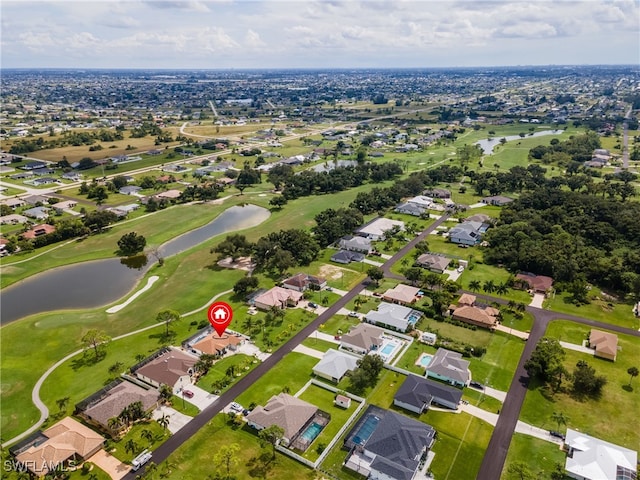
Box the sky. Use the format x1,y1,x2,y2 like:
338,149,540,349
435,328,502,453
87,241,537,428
1,0,639,69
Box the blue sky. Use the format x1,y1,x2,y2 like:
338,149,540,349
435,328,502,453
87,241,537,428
1,0,638,69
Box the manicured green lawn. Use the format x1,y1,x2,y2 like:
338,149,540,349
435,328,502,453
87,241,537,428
520,325,640,452
544,287,639,329
167,394,200,416
163,415,315,480
301,338,339,353
427,412,493,480
234,353,318,407
500,434,566,480
419,317,495,348
317,314,359,336
297,383,358,462
197,354,259,394
466,332,525,392
110,420,170,463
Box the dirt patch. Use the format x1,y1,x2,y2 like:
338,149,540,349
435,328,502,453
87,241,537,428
318,264,350,280
217,256,255,271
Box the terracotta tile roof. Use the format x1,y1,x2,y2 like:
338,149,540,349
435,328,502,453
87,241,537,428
589,330,618,358
452,305,498,328
254,286,303,308
516,272,554,292
134,348,197,387
382,284,420,304
192,331,243,355
16,417,103,476
458,293,476,306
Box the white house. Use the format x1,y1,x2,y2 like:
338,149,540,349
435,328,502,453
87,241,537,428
564,429,637,480
312,349,359,383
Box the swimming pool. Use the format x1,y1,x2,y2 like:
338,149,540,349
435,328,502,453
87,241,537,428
300,422,323,443
351,415,380,446
419,353,433,368
380,343,396,356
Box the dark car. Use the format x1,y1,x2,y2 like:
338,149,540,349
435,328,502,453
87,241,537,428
549,431,565,440
469,381,484,390
308,302,318,308
182,389,194,398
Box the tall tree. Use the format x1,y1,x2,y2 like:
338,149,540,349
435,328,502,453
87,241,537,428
550,411,569,431
628,366,639,387
367,266,384,286
81,329,111,359
258,425,285,459
156,309,180,337
213,443,240,480
524,337,565,383
117,232,147,256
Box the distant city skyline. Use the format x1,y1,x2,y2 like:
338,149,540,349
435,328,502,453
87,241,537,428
1,0,639,69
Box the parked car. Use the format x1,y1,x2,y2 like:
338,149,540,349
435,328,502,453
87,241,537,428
348,311,359,318
469,381,484,390
549,431,565,440
230,402,243,412
308,302,318,308
326,287,333,292
182,389,194,398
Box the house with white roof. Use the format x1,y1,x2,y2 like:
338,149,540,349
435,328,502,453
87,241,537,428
312,349,359,383
364,301,422,333
356,218,405,241
563,429,637,480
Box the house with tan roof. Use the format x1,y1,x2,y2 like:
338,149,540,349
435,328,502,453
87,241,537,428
340,323,385,355
588,329,618,361
382,284,421,305
449,294,499,330
515,272,554,295
133,347,197,389
22,224,56,239
187,330,244,357
253,286,303,310
77,379,160,435
282,272,327,292
246,393,320,447
12,417,104,477
415,253,451,274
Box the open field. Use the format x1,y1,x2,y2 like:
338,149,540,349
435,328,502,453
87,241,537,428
520,321,640,452
544,287,639,329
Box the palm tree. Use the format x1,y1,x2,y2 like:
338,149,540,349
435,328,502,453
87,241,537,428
628,366,639,387
159,384,173,403
483,280,496,293
550,411,569,432
56,396,70,413
507,300,517,311
156,309,180,337
141,428,154,446
124,439,139,455
107,417,122,433
157,413,171,432
495,283,509,295
469,280,481,292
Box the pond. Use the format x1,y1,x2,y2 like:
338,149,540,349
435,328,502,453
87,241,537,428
0,204,270,324
475,129,564,154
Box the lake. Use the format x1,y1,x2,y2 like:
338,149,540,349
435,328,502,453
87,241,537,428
0,204,270,324
475,129,564,154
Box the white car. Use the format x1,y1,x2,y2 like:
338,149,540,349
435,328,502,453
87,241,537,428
229,402,243,412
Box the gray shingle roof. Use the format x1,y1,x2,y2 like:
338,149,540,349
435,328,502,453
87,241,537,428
394,375,462,410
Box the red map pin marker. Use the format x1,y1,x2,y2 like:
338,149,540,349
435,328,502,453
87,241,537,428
207,301,233,336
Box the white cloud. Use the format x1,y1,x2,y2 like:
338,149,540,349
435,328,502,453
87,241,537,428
244,29,266,48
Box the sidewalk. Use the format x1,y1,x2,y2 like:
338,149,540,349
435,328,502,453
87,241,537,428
495,324,529,340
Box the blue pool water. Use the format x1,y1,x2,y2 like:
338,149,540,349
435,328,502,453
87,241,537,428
420,354,433,367
352,415,380,445
300,422,323,443
380,343,396,356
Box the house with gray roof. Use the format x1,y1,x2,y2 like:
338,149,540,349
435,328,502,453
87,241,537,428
338,235,373,254
426,348,470,388
77,379,160,435
482,195,513,206
394,202,426,217
312,349,359,383
448,221,488,246
394,374,462,412
415,253,451,274
23,206,50,220
344,405,436,480
119,185,143,196
331,250,365,264
340,323,384,355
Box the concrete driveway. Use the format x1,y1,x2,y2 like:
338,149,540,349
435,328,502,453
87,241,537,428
152,406,192,434
87,449,130,479
174,383,218,411
529,293,545,308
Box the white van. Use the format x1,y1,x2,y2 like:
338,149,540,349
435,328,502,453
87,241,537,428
131,450,152,471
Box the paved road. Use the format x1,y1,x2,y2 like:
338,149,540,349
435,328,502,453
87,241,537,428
622,105,632,169
121,215,450,478
476,303,640,480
